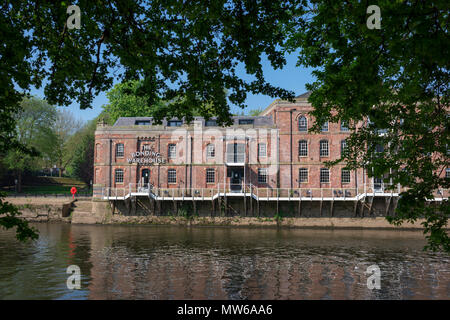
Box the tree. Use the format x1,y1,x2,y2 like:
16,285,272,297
65,119,97,184
102,80,162,125
52,109,84,177
248,107,264,116
285,1,449,251
1,1,448,251
102,80,221,123
1,1,296,241
3,97,57,192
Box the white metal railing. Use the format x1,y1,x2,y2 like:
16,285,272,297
127,182,152,193
100,183,449,201
103,187,127,198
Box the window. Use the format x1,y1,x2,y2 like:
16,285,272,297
299,168,308,183
375,144,384,153
135,120,150,125
206,168,215,183
168,169,177,183
298,116,308,132
320,140,329,157
115,169,124,183
321,121,329,132
206,144,215,158
446,168,450,179
258,168,268,183
320,168,330,183
258,143,267,157
95,168,99,184
340,121,349,131
341,169,351,184
298,140,308,157
168,144,176,159
96,144,100,161
205,120,217,127
374,177,383,191
168,120,182,127
226,143,245,163
341,139,347,156
115,143,124,157
239,119,254,125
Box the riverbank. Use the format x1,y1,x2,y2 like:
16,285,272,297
4,197,73,222
103,215,428,229
2,197,430,230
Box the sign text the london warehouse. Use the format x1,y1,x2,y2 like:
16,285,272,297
127,144,166,164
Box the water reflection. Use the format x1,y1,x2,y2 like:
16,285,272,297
0,223,448,299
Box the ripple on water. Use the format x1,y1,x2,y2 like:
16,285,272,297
0,224,449,299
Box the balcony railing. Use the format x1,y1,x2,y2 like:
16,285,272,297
101,183,450,201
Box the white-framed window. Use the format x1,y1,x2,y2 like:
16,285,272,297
206,144,215,158
205,120,217,126
135,120,150,125
116,143,124,157
298,140,308,157
341,169,351,184
258,168,268,183
321,121,329,132
115,169,124,183
299,168,308,183
96,144,100,161
258,143,267,157
168,169,177,183
298,116,308,132
168,120,182,127
95,168,100,184
375,144,384,153
168,144,176,159
239,119,254,125
341,139,347,157
206,168,215,183
320,140,329,157
320,168,330,183
340,121,349,131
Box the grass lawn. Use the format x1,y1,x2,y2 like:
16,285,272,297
3,176,90,195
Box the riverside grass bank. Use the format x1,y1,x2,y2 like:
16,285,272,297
87,92,449,222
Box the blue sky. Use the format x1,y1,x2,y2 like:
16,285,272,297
28,51,315,123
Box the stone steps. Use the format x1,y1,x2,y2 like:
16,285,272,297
71,200,101,224
72,201,92,211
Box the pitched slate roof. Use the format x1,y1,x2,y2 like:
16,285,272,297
295,91,312,100
113,116,273,127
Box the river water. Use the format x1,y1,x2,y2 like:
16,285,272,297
0,223,448,299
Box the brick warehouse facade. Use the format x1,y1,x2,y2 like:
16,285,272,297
93,92,370,198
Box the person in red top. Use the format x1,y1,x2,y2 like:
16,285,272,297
70,187,77,199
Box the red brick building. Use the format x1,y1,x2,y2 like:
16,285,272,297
93,92,371,199
91,92,449,218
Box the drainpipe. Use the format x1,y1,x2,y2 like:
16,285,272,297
190,136,193,189
158,135,161,188
244,135,247,216
185,130,188,192
109,139,112,189
277,130,280,189
290,109,296,189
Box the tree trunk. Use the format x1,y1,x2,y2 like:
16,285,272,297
17,171,22,193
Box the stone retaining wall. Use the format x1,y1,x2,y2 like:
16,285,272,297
3,197,429,230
